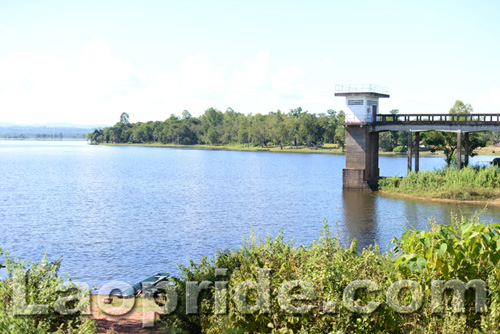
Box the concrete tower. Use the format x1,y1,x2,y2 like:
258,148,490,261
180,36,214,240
335,84,390,190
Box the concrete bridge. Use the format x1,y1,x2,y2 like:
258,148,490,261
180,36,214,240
343,113,500,191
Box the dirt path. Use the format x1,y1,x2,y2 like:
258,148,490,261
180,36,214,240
90,295,166,334
92,311,163,334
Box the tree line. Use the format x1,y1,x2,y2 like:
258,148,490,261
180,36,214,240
87,101,500,167
87,107,347,149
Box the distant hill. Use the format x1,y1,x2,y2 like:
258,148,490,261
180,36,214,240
0,123,109,139
0,122,109,129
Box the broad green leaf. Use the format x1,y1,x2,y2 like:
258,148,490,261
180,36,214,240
481,233,492,244
423,237,431,248
490,251,500,266
395,255,405,268
461,222,472,234
408,257,427,273
437,243,448,256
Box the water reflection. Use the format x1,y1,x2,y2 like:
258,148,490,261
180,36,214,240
342,191,378,249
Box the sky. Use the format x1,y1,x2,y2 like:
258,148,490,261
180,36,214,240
1,0,500,125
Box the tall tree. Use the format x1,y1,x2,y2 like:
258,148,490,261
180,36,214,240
423,101,485,166
449,100,473,114
182,110,192,119
334,111,346,151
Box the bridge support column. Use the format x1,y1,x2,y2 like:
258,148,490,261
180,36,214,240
457,131,462,170
407,132,412,172
415,132,420,173
343,125,379,191
464,132,469,167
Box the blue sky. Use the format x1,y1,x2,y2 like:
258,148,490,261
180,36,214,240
1,0,500,125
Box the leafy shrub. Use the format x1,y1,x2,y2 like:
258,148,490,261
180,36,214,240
0,251,96,334
378,166,500,200
162,216,500,333
393,146,404,153
392,215,500,332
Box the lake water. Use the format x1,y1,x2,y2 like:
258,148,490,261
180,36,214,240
1,140,500,290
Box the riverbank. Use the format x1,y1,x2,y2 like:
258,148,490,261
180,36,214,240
101,142,346,154
378,166,500,202
99,142,500,156
378,189,500,206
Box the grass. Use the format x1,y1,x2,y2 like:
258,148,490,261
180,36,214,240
98,142,500,156
101,142,346,154
378,166,500,201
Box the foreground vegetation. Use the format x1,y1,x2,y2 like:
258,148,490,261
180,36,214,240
379,166,500,201
0,252,95,333
2,214,500,333
162,216,500,333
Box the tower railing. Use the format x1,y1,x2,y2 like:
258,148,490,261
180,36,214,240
335,84,389,95
375,113,500,124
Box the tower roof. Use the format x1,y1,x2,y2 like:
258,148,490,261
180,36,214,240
334,84,390,98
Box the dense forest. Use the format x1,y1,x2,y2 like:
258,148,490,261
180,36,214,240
87,104,500,160
87,107,349,149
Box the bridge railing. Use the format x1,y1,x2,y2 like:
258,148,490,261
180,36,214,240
376,113,500,124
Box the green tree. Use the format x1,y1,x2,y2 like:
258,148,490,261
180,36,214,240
200,108,223,145
334,111,346,151
250,113,268,147
449,100,473,114
182,110,192,119
238,117,250,146
423,101,485,166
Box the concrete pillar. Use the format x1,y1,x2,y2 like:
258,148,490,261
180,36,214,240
415,132,420,173
464,132,469,167
407,132,412,172
368,132,380,179
343,125,379,191
457,131,462,170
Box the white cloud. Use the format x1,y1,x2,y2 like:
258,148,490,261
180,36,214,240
0,24,6,29
80,37,136,92
0,38,140,124
473,87,500,113
0,42,335,124
386,90,449,114
270,64,304,98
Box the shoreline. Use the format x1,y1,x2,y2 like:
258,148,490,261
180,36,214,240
98,142,500,156
377,190,500,206
98,142,443,156
100,142,347,154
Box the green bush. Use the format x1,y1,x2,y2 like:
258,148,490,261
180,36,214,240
162,216,500,333
393,146,404,153
392,215,500,332
0,251,96,334
378,166,500,200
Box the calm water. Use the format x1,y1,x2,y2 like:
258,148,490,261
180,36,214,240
1,140,500,290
